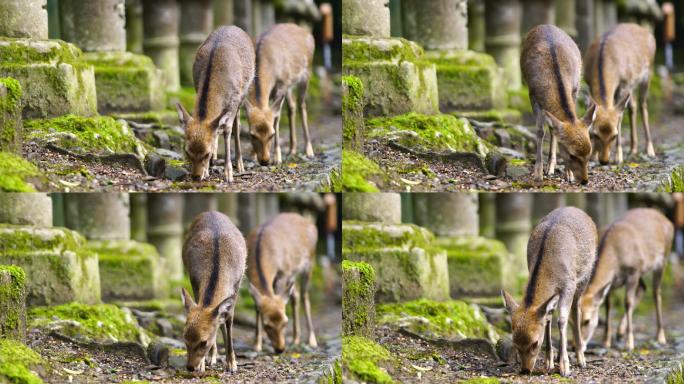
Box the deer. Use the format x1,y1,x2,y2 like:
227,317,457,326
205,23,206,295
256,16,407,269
503,206,597,377
176,26,255,182
245,23,315,166
584,23,656,165
579,208,672,352
180,211,247,374
246,213,318,354
521,24,598,185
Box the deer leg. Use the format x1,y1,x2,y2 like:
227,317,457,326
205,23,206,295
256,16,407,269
255,309,263,352
234,108,244,173
213,134,219,162
547,131,557,175
302,267,318,348
209,337,218,366
286,89,297,156
629,93,638,156
616,112,624,164
223,117,235,183
558,296,572,377
572,295,586,368
273,97,286,165
291,281,301,345
653,268,667,344
225,315,238,373
545,317,554,371
624,274,640,351
603,291,612,348
298,81,314,158
534,106,546,184
639,82,655,157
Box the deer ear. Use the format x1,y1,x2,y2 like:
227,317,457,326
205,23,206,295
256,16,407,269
537,294,559,319
176,102,191,126
248,282,263,307
213,297,234,320
502,290,519,313
217,111,234,130
582,103,598,127
615,92,631,114
544,110,564,133
596,281,612,304
180,288,196,313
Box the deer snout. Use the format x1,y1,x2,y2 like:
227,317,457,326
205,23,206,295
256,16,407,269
186,365,195,372
580,178,589,185
274,346,285,354
520,368,531,374
259,158,270,166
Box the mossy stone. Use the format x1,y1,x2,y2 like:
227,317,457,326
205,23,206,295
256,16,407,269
0,38,97,119
0,77,23,154
342,76,365,151
342,260,376,337
90,240,167,301
342,335,395,384
342,221,434,250
0,265,27,341
453,109,522,124
0,338,46,384
436,236,506,297
0,152,42,192
82,52,165,114
0,224,101,306
341,150,382,192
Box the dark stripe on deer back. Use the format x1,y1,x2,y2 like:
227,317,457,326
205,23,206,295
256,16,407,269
525,216,559,308
255,219,273,293
546,29,575,122
254,28,275,105
198,40,219,121
203,213,221,306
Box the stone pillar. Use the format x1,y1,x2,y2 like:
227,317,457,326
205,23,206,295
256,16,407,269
343,193,401,224
0,0,48,39
255,194,279,225
147,194,184,280
59,0,126,52
252,0,275,36
0,193,52,227
479,193,496,238
0,265,27,341
532,194,566,226
413,193,478,237
594,0,605,37
130,193,147,242
183,193,218,231
47,0,60,39
586,193,621,230
521,0,555,38
402,0,468,50
213,0,234,27
126,0,144,53
601,0,617,33
142,0,181,91
576,0,594,53
468,0,486,52
389,0,403,37
64,193,130,240
342,0,390,37
218,193,238,222
234,0,253,36
179,0,213,87
400,194,414,224
485,0,522,90
555,0,577,39
496,193,532,292
566,193,586,210
237,194,256,234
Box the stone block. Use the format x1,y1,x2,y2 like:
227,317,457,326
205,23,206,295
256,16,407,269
436,236,506,298
89,240,167,301
0,265,27,340
0,39,97,119
342,75,364,151
0,225,101,305
0,78,22,153
342,36,439,117
82,52,165,114
342,260,376,337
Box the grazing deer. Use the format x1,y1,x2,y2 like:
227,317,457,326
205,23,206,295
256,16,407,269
176,26,255,182
521,24,597,185
247,213,318,353
503,207,597,376
245,23,315,166
579,208,671,351
584,23,656,165
181,211,247,373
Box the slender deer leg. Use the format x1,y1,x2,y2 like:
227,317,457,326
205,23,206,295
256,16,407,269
234,109,244,173
286,89,297,156
624,274,640,351
545,317,554,371
213,134,219,162
223,117,235,183
298,81,314,158
616,111,624,164
558,297,572,377
572,295,586,368
653,268,667,344
255,309,263,352
291,282,301,345
226,315,238,373
603,291,612,348
302,267,318,347
629,93,638,156
209,337,218,366
273,97,286,165
548,131,557,175
534,106,546,184
639,81,655,157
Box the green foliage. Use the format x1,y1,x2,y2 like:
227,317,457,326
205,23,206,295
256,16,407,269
0,339,44,384
342,35,422,64
0,265,26,336
342,260,376,336
0,152,39,192
0,77,22,111
667,362,684,384
342,336,394,384
342,75,364,149
341,150,381,192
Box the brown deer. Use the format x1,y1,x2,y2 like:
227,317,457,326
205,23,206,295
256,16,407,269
503,207,597,376
245,23,315,166
176,26,255,182
246,213,318,353
579,208,671,351
584,23,656,165
180,211,247,373
521,24,597,185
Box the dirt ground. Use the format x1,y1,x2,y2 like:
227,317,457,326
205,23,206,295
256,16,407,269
27,298,341,383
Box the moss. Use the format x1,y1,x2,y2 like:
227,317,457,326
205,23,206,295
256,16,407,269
366,113,488,157
342,75,365,150
24,114,146,156
667,361,684,384
29,302,145,344
0,38,80,64
167,86,196,112
377,299,500,342
0,265,26,339
0,77,22,112
0,152,39,192
437,237,506,297
341,150,381,192
342,260,376,336
0,339,44,384
342,335,394,384
342,35,422,64
658,166,684,192
507,87,533,115
342,221,434,250
454,109,522,124
459,378,500,384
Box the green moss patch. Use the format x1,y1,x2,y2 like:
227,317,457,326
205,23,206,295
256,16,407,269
342,260,376,337
436,237,506,297
166,86,196,113
342,221,434,250
0,152,40,192
366,113,489,157
25,114,147,157
341,150,382,192
343,35,423,63
667,361,684,384
377,299,500,343
0,77,23,154
658,166,684,192
0,265,27,340
0,38,80,64
29,302,148,345
342,335,395,384
0,339,45,384
454,109,522,124
342,75,365,151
